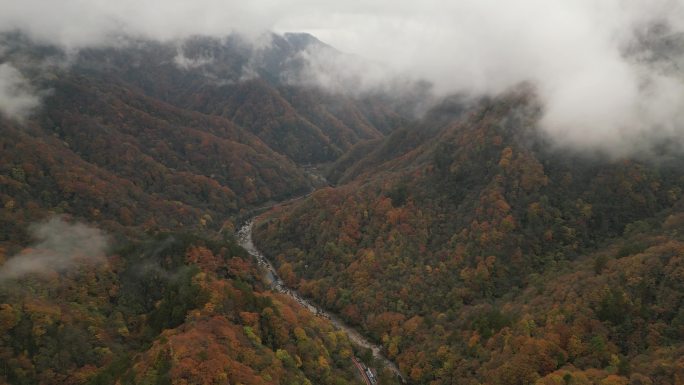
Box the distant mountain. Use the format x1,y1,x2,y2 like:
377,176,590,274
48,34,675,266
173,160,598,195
70,32,408,163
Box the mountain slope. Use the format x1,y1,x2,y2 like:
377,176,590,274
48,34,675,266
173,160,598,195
0,33,410,385
253,89,684,384
69,33,408,164
0,231,367,385
0,31,411,247
0,74,310,245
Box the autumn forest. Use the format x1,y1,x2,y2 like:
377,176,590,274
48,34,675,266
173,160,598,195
2,17,684,385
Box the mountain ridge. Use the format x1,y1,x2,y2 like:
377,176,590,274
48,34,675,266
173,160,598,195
253,88,684,384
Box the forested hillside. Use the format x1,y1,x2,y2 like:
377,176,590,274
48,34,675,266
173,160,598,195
72,33,407,164
3,24,684,385
0,229,369,385
0,33,407,385
254,89,684,384
0,31,408,250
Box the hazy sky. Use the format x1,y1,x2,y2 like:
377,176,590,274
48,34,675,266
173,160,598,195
2,0,684,154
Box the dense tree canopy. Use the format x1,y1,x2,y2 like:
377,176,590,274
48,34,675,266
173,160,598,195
0,34,409,385
0,232,368,385
254,92,684,385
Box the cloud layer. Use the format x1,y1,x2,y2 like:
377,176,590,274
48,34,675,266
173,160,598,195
282,0,684,155
2,0,684,154
0,217,109,281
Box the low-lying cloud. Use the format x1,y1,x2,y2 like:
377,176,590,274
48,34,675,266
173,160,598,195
285,0,684,156
0,63,42,120
0,216,109,281
2,0,684,155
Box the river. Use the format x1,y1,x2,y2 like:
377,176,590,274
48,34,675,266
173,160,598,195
237,219,406,383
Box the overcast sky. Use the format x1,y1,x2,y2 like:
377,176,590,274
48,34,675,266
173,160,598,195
2,0,684,155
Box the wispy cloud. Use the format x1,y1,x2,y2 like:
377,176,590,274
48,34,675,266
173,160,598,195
0,216,109,281
0,63,42,120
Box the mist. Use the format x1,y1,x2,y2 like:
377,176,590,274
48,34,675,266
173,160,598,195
0,216,109,281
2,0,684,154
0,63,42,120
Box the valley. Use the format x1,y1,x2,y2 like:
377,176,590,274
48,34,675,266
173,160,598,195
2,20,684,385
238,219,405,383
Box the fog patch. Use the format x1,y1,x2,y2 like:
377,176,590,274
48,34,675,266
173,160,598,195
282,45,389,94
0,63,42,120
0,216,109,281
173,49,214,70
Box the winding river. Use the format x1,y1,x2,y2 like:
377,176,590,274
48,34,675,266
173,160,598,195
237,219,406,383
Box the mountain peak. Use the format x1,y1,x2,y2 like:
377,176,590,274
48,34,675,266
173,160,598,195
282,32,329,51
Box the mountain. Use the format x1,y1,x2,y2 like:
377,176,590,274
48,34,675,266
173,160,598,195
72,33,407,163
4,28,684,385
253,88,684,384
0,31,411,246
0,32,410,385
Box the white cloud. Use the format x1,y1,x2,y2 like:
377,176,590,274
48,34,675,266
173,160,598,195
0,0,288,49
173,49,214,70
0,63,41,120
0,216,109,281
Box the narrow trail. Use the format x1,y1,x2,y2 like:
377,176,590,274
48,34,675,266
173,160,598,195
237,219,406,383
